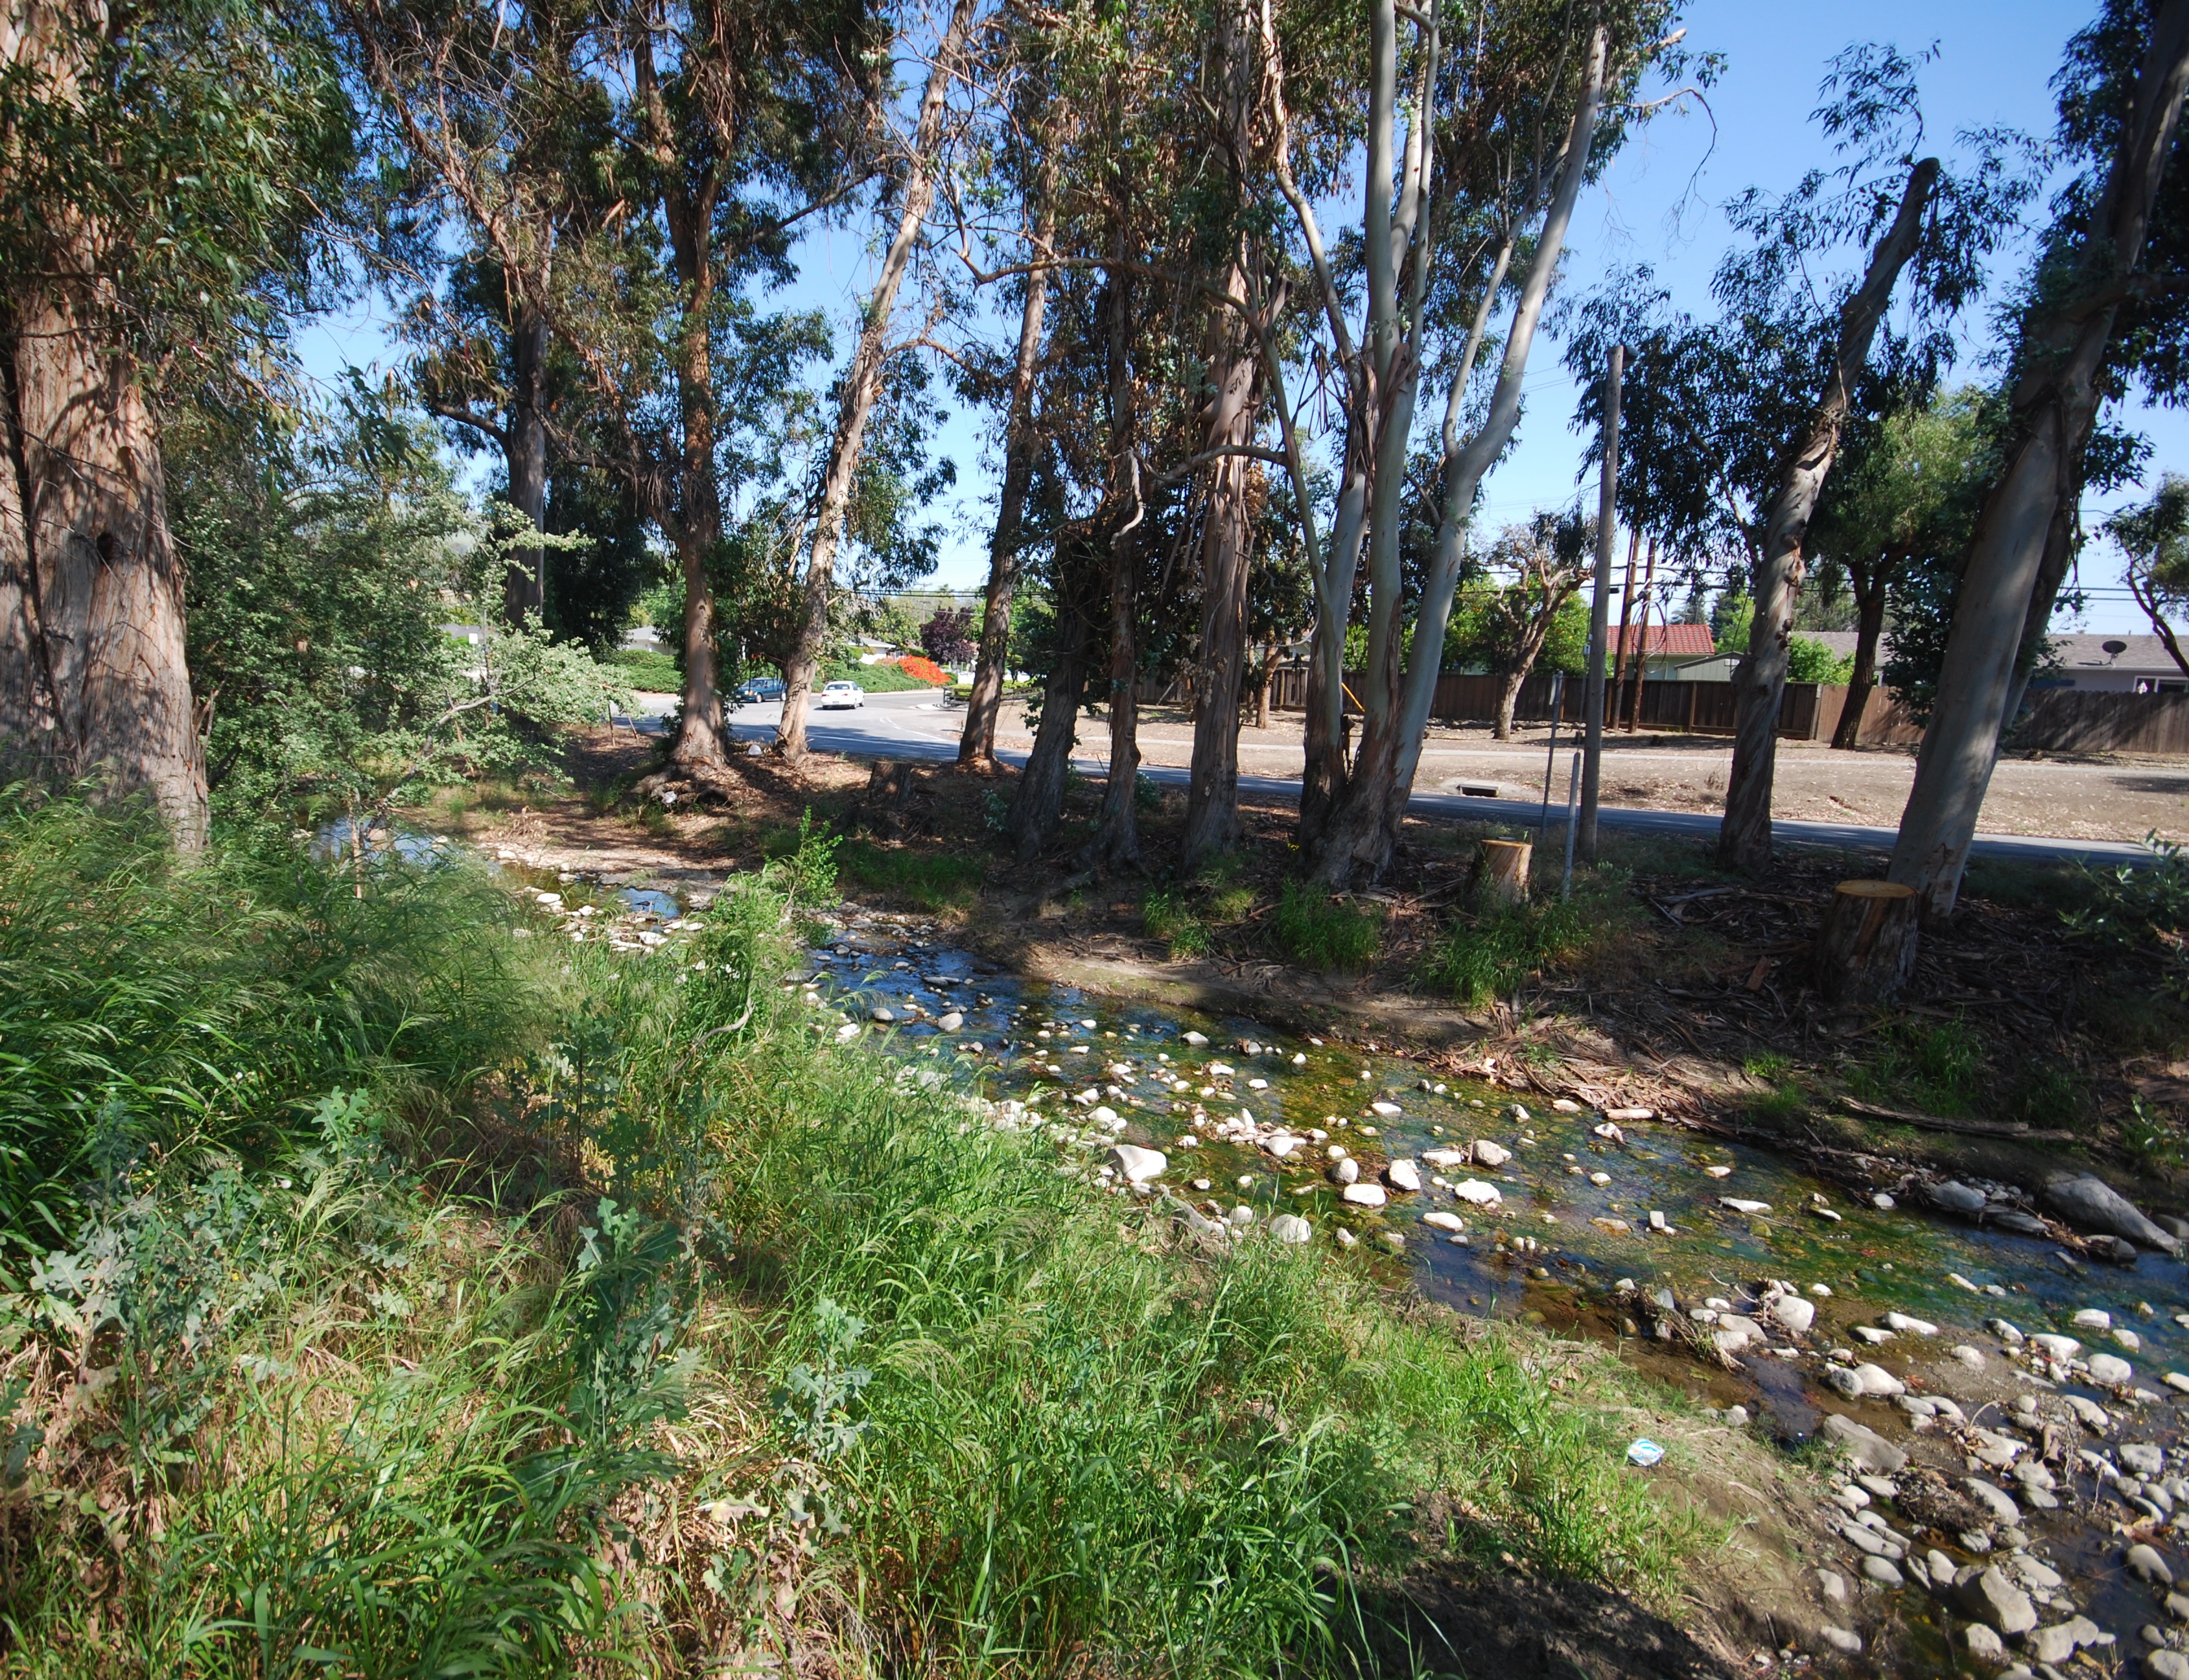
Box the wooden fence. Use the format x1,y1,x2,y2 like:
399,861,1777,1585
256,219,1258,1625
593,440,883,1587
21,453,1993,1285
1264,665,2189,752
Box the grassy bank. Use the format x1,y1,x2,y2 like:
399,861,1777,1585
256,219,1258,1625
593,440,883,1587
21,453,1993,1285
0,796,1702,1677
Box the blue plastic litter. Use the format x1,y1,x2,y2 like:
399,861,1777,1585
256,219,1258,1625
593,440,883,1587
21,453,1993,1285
1625,1438,1665,1467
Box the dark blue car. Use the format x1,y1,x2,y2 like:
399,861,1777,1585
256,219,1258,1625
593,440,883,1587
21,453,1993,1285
736,676,786,705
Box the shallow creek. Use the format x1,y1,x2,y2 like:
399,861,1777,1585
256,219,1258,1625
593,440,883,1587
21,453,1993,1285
509,867,2189,1675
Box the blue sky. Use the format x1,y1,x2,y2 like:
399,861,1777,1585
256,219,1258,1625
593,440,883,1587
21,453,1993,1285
300,0,2179,634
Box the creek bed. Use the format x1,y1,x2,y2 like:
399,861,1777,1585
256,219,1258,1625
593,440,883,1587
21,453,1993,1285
787,903,2189,1677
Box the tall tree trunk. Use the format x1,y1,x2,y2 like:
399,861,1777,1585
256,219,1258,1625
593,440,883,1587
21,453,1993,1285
2000,504,2079,733
1087,247,1143,871
1181,263,1263,868
1831,553,1889,749
1608,526,1639,716
1891,2,2189,918
1254,644,1275,730
1313,27,1605,889
664,216,731,772
502,302,549,626
1493,666,1525,740
1008,579,1090,861
958,194,1052,771
0,285,208,846
1718,157,1939,874
778,0,976,760
1624,535,1658,730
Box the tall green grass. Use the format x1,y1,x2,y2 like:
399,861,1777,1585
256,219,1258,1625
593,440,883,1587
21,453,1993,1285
0,791,545,1241
1418,898,1595,1007
0,802,1699,1677
1272,882,1382,973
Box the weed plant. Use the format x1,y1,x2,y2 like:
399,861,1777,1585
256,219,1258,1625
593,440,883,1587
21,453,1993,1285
1272,882,1382,973
1419,898,1592,1006
836,839,984,911
0,802,1701,1675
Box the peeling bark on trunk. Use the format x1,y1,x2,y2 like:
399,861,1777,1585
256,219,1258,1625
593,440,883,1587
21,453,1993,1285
779,0,976,760
1254,645,1275,730
1181,264,1262,869
503,303,549,625
1717,157,1939,875
1087,253,1143,872
1831,554,1890,749
664,242,731,773
1008,588,1089,862
1493,666,1526,739
0,292,207,847
958,197,1051,771
1891,1,2189,918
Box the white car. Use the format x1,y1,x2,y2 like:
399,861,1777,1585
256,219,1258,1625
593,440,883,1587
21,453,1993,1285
819,680,865,710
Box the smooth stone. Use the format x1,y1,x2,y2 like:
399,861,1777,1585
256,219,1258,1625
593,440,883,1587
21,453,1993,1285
1451,1179,1502,1206
1182,1031,1208,1045
1965,1624,2006,1662
1341,1184,1388,1208
1926,1548,1958,1591
2092,1353,2137,1386
1329,1156,1360,1185
1386,1159,1422,1192
937,1010,964,1032
1423,1148,1469,1169
1370,1101,1401,1116
1963,1477,2024,1524
1109,1144,1167,1184
1990,1318,2027,1345
2125,1443,2168,1477
1423,1210,1465,1233
1873,1192,1896,1209
1720,1197,1772,1214
2031,1333,2083,1360
871,1007,895,1022
2166,1589,2189,1621
2028,1616,2104,1666
1933,1180,1989,1214
1818,1627,1862,1655
1953,1345,1987,1368
1821,1412,1908,1474
1957,1564,2039,1636
2074,1309,2116,1331
1862,1555,1904,1587
1770,1294,1818,1335
1471,1140,1511,1167
1269,1213,1312,1244
2168,1372,2189,1395
2068,1395,2113,1429
1816,1567,1847,1604
2131,1543,2177,1586
2153,1653,2189,1680
2044,1172,2184,1255
1853,1362,1906,1397
1883,1311,1939,1336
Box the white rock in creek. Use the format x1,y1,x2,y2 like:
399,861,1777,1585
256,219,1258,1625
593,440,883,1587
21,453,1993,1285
1269,1213,1313,1244
937,1011,964,1032
1451,1180,1503,1206
1506,1103,1532,1121
871,1007,896,1022
2030,1333,2083,1360
1552,1098,1582,1113
1329,1157,1360,1185
2125,1443,2167,1477
1957,1565,2038,1637
1930,1180,1987,1214
1871,1192,1896,1209
1987,1317,2026,1345
2118,1327,2144,1351
1720,1198,1772,1215
2130,1543,2176,1585
1108,1145,1167,1184
1951,1345,1987,1369
1882,1311,1938,1336
1604,1106,1654,1121
1386,1160,1422,1193
2028,1616,2107,1667
2074,1308,2115,1331
1818,1626,1862,1656
1182,1031,1208,1046
1961,1477,2023,1525
1593,1122,1626,1143
1963,1624,2006,1663
2152,1652,2189,1680
1820,1412,1907,1474
1769,1294,1817,1335
2090,1352,2135,1386
1816,1567,1848,1604
1704,1165,1733,1179
1263,1135,1303,1159
1423,1149,1469,1169
2166,1372,2189,1395
1472,1141,1512,1167
2066,1395,2113,1429
1423,1211,1465,1233
2043,1172,2184,1255
835,1023,861,1041
1092,1106,1119,1126
1341,1184,1388,1208
1370,1101,1401,1117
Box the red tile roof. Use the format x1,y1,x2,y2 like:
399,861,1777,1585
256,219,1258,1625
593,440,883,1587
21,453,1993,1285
1615,623,1715,657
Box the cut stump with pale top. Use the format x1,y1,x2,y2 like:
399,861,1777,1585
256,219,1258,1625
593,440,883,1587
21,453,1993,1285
1816,880,1918,1009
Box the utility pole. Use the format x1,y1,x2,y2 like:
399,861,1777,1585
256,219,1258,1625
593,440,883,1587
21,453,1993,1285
1577,343,1622,863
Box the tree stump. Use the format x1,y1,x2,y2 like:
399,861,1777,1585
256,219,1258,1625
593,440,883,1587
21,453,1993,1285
863,760,916,837
1473,838,1533,909
1816,880,1919,1008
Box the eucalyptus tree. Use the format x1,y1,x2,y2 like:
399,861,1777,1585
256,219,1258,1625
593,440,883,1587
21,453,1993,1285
0,0,351,847
1255,0,1681,888
341,0,618,626
1893,0,2189,918
777,0,981,760
2109,472,2189,673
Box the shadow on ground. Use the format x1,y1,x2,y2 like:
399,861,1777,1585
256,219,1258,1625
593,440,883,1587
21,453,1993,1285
1345,1567,1739,1679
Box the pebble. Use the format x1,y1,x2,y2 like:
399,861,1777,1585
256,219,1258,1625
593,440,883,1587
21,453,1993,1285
2131,1544,2176,1586
1873,1192,1896,1209
1816,1567,1847,1604
1422,1211,1465,1233
1862,1555,1904,1587
2030,1333,2083,1360
1720,1197,1771,1214
1109,1144,1167,1184
1335,1228,1358,1248
1385,1159,1422,1193
1451,1180,1502,1206
835,1023,861,1040
1471,1141,1512,1167
2027,1616,2107,1666
1989,1318,2026,1345
2067,1395,2112,1429
1704,1164,1733,1178
937,1010,964,1032
1962,1477,2024,1525
2120,1327,2145,1350
1340,1184,1388,1208
1951,1345,1987,1369
1882,1311,1937,1336
1768,1294,1816,1335
1965,1625,2006,1662
1329,1157,1360,1185
1957,1563,2038,1636
1182,1031,1208,1045
2154,1653,2189,1680
1370,1101,1401,1117
1269,1213,1312,1244
2074,1308,2115,1331
1818,1627,1862,1655
1820,1413,1907,1474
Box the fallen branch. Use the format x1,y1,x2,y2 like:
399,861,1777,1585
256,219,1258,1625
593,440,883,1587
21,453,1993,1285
1831,1096,2075,1141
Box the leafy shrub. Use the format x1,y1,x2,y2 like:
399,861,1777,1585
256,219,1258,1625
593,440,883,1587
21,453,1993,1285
1786,636,1855,683
1142,888,1212,959
837,839,983,909
609,644,681,691
2068,833,2189,996
1272,881,1382,972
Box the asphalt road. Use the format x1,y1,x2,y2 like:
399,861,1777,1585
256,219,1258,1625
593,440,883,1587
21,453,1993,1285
616,690,2151,869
